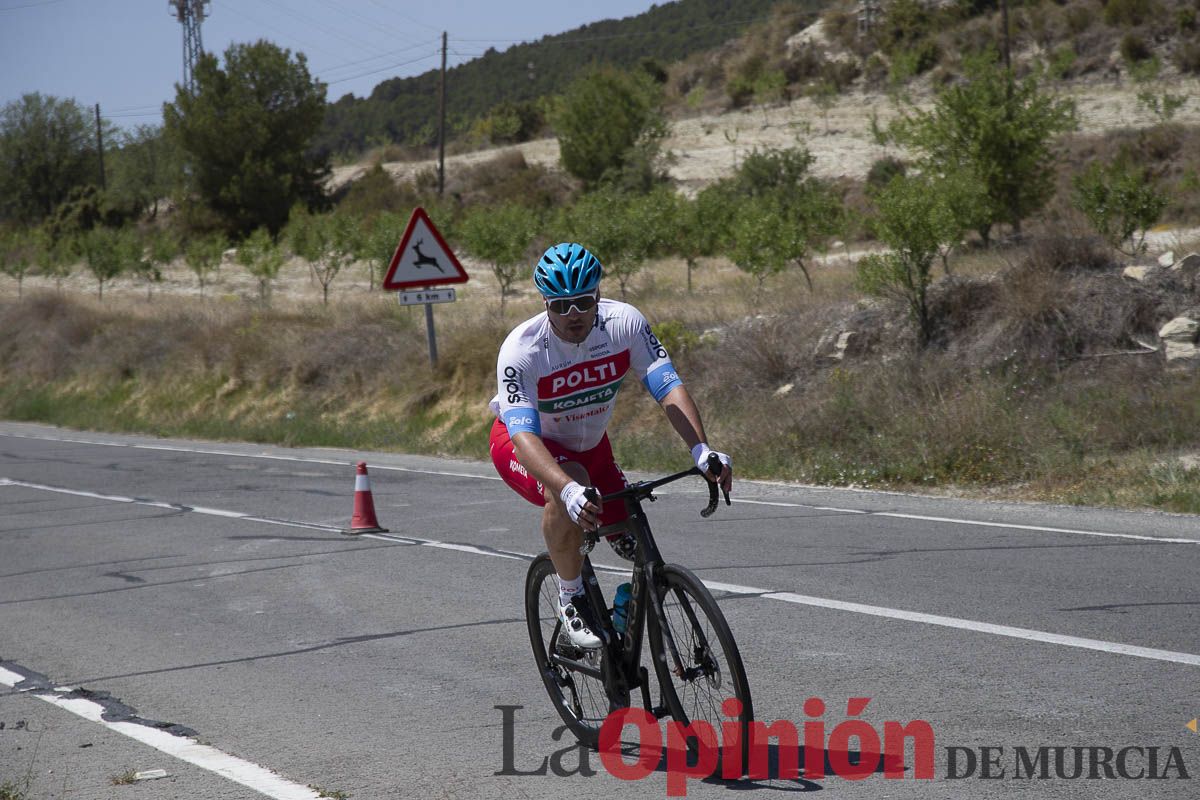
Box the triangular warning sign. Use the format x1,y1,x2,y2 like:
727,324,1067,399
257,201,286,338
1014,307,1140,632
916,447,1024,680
1188,718,1198,734
382,207,469,291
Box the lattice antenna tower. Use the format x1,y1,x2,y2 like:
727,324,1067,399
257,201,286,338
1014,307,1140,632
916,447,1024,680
170,0,211,93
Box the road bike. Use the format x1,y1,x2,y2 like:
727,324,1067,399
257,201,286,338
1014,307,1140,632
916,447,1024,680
523,454,752,765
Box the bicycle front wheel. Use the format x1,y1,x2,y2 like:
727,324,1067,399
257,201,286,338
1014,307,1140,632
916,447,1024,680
649,564,753,769
524,553,610,748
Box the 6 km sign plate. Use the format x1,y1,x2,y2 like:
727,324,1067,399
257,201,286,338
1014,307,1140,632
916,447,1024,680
399,289,456,305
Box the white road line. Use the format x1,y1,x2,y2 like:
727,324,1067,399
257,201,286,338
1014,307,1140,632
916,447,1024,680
763,591,1200,668
0,430,500,481
6,477,1198,668
731,498,1200,544
5,429,1192,543
0,670,321,800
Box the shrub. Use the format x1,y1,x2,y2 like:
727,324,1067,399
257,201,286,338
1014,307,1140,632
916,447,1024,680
888,40,941,83
867,156,907,190
863,53,889,86
1119,33,1152,63
1022,231,1114,274
1071,160,1167,256
337,164,419,218
1179,6,1197,32
824,9,860,51
1047,45,1078,78
1103,0,1158,26
1064,2,1095,34
1176,40,1200,74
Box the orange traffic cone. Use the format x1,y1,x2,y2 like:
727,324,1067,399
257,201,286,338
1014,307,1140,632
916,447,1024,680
345,461,388,534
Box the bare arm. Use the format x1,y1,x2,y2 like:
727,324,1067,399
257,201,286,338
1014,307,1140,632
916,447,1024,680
660,385,732,492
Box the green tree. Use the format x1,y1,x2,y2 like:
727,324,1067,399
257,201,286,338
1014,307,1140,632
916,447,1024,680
108,125,179,221
565,188,629,295
856,174,951,347
32,225,75,290
81,226,140,299
565,187,671,299
0,93,98,224
725,196,795,297
129,241,161,300
184,232,227,292
459,202,539,312
888,52,1077,242
714,145,843,292
0,228,35,296
287,209,357,305
1071,159,1166,257
353,210,406,292
147,229,179,276
551,67,667,187
619,187,675,296
236,226,286,304
668,187,728,293
140,229,178,299
164,40,329,237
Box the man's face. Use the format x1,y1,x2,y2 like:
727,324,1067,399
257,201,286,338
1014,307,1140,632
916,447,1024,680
545,291,599,344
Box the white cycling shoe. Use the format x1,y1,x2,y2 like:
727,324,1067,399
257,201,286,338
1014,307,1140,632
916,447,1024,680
558,593,602,650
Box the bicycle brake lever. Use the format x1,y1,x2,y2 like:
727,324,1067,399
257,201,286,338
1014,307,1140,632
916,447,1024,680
699,453,729,518
579,488,600,553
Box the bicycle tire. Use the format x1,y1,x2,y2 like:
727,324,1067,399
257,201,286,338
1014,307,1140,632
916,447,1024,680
649,563,753,772
524,553,611,748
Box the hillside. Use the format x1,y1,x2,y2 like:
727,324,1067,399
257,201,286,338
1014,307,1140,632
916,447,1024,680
317,0,822,156
329,74,1200,195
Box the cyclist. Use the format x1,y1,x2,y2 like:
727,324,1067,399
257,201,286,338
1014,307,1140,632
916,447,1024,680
489,242,732,649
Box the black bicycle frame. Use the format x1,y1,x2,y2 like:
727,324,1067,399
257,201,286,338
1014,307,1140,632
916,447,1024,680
546,459,729,716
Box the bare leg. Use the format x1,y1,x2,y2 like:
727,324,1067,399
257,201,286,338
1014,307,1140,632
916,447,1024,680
542,461,590,582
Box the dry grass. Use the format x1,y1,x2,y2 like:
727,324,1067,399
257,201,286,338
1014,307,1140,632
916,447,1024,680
2,225,1199,513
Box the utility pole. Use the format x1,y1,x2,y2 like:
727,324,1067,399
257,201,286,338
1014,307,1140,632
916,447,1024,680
1001,0,1011,71
423,31,449,369
437,31,447,196
94,103,106,190
170,0,210,94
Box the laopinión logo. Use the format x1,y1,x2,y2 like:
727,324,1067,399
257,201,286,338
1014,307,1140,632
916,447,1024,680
496,700,1193,797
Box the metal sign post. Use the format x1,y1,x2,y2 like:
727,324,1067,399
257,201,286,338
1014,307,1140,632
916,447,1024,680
424,294,438,367
382,207,470,371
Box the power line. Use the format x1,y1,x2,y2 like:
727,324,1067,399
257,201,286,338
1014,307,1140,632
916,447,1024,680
453,15,772,45
254,0,397,59
211,0,345,63
0,0,71,11
326,51,439,85
315,37,439,77
361,0,440,33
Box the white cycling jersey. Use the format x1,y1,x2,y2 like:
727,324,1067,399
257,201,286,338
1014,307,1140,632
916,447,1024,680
490,299,682,452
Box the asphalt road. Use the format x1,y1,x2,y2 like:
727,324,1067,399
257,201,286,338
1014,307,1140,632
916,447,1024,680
1,420,1197,799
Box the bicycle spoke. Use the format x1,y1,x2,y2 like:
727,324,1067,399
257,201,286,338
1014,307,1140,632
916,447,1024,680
653,566,750,757
526,555,610,743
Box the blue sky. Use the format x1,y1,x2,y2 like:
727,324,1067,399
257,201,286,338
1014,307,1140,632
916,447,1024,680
0,0,662,131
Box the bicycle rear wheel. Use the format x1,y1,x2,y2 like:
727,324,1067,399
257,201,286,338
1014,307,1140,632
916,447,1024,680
524,553,610,748
649,564,753,771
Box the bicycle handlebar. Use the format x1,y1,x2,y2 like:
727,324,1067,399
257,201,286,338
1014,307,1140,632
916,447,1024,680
581,452,730,534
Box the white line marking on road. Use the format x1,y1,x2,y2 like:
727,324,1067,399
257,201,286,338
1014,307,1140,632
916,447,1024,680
731,498,1200,544
0,672,320,800
9,429,1193,543
763,591,1200,667
0,430,501,481
7,478,1199,668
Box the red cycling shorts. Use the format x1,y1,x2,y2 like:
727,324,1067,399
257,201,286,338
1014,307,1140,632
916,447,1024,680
489,418,630,527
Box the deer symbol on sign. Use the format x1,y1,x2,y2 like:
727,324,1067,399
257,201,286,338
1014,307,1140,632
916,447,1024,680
411,239,445,273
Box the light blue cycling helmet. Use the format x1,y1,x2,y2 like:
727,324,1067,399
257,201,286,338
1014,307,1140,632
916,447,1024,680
533,243,603,298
